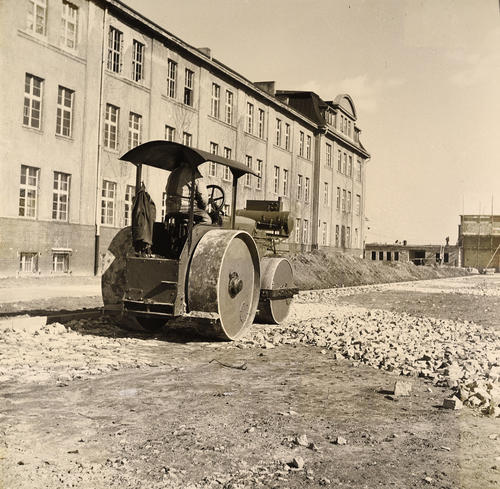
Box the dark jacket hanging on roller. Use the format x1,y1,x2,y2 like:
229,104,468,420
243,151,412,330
132,186,156,253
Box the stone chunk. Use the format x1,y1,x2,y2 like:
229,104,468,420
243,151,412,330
443,396,463,410
393,381,412,397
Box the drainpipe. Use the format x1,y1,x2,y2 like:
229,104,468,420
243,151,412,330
93,7,107,275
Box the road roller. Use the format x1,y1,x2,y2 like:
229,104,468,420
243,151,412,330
102,141,297,340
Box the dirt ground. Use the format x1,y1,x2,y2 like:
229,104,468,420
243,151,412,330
1,275,499,489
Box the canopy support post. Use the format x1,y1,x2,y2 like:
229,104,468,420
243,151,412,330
187,167,195,250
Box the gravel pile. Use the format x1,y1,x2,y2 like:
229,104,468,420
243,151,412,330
237,305,500,416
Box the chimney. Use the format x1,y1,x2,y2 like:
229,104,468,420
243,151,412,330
254,81,276,96
197,47,212,59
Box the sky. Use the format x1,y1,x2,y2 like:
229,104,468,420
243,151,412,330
125,0,500,244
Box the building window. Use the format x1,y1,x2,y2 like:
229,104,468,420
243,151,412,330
276,118,282,146
246,103,254,134
326,143,332,167
322,222,328,246
295,218,301,243
161,192,167,221
124,184,135,226
371,251,376,260
56,86,74,137
165,59,177,98
258,109,265,138
225,90,233,124
299,131,304,156
24,74,43,129
346,227,351,248
323,182,329,206
19,165,39,218
107,26,122,73
354,228,359,248
284,123,290,150
306,135,311,159
395,251,399,261
223,203,231,216
283,169,288,196
52,171,70,221
245,155,252,187
183,131,192,146
335,225,340,247
303,219,309,244
101,180,116,226
132,40,144,82
104,104,119,150
337,150,342,172
348,156,353,177
347,191,352,213
184,68,194,106
297,174,303,200
273,166,280,194
305,177,310,203
256,159,262,190
336,187,341,210
357,159,362,181
379,251,384,261
20,252,39,273
209,142,218,176
223,147,232,181
128,112,142,149
387,251,392,261
27,0,47,35
53,252,70,273
342,189,346,212
61,1,78,49
343,153,347,174
211,83,220,118
165,125,175,142
356,194,361,215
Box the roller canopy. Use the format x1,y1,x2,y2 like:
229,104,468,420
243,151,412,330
120,140,259,178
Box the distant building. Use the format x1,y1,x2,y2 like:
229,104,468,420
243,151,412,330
0,0,370,277
458,215,500,271
364,242,459,266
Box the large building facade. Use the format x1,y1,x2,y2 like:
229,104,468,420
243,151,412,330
0,0,370,277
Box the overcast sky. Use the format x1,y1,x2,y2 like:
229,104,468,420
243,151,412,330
125,0,500,244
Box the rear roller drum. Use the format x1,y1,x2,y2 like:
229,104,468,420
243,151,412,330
256,257,296,324
187,229,260,340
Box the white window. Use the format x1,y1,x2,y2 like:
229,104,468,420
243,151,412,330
357,159,362,181
306,135,311,159
107,26,122,73
24,74,43,129
284,123,290,150
256,159,262,190
299,131,304,156
356,194,361,215
336,187,341,210
297,174,303,200
209,142,218,176
342,189,346,212
223,203,231,216
211,83,220,118
348,156,353,177
246,103,254,134
184,69,194,106
283,169,288,196
273,166,280,194
335,225,340,247
295,218,301,243
225,90,233,124
326,143,332,167
27,0,47,35
183,132,192,146
276,119,282,146
132,40,144,82
323,182,329,206
52,171,70,221
347,191,352,213
223,148,232,181
346,226,351,248
337,150,342,172
245,155,252,187
61,1,78,49
128,112,142,149
53,252,70,273
124,184,135,226
343,153,347,174
322,222,328,246
56,86,74,137
304,177,310,203
19,252,39,273
167,59,177,98
19,165,39,218
258,109,265,138
165,125,175,142
303,219,309,244
101,180,116,226
104,104,119,150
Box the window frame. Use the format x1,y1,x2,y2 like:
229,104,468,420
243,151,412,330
56,85,74,138
244,155,252,187
104,104,119,150
225,90,233,124
273,166,280,195
283,168,288,196
167,59,177,98
306,135,311,159
24,73,43,129
164,124,175,142
184,68,194,106
19,165,40,219
258,109,265,138
276,118,282,146
211,83,220,118
297,174,303,200
27,0,47,36
223,147,232,181
304,177,310,203
132,40,145,82
256,159,262,190
107,26,123,73
60,1,78,50
124,184,135,227
299,131,304,157
284,123,290,150
182,131,192,146
52,171,71,221
101,179,116,226
326,143,332,167
128,112,142,150
246,102,254,134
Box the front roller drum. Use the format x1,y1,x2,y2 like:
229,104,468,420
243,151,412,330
187,229,260,340
256,257,296,324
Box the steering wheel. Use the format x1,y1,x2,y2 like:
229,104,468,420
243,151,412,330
206,184,225,213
